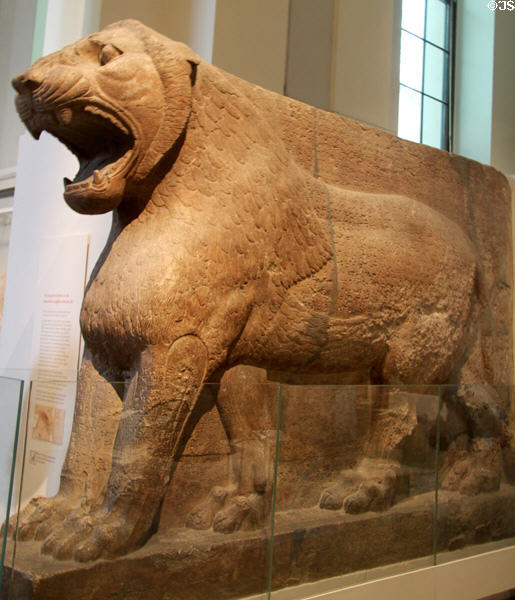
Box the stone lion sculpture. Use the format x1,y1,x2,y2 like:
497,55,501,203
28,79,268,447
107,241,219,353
7,19,511,562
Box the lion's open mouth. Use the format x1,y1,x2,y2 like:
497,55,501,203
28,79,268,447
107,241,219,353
20,100,135,194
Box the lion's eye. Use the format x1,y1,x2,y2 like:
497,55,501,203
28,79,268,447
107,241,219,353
99,43,123,66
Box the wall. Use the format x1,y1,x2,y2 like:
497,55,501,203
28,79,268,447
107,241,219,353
102,0,291,100
0,0,38,174
284,0,335,110
101,0,192,42
331,0,401,133
491,11,515,175
100,0,216,61
212,0,289,94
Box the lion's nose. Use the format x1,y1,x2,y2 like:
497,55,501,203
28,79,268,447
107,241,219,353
12,71,41,94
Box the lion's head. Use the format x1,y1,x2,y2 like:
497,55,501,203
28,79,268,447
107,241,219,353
12,20,199,214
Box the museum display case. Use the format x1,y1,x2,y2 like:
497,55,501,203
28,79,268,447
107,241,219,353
0,376,25,594
1,376,514,599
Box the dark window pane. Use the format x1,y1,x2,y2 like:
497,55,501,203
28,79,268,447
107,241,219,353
422,96,446,148
426,0,449,50
423,43,448,101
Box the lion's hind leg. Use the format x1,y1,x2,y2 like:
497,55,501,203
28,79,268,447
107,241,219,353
186,366,279,534
320,312,460,512
439,385,506,495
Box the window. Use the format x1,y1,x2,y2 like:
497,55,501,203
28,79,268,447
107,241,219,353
398,0,456,150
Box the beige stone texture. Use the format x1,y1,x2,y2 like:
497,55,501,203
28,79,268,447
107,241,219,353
4,18,514,596
3,486,515,599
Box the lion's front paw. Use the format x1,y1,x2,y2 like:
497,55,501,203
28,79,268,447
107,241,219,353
185,487,267,534
2,494,76,542
212,494,266,533
40,510,93,560
40,505,151,562
320,458,405,514
185,486,231,530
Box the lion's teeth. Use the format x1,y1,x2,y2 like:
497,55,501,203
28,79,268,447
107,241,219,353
63,177,72,187
93,170,103,186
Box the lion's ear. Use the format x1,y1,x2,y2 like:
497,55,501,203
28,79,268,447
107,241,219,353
169,43,200,85
188,60,198,86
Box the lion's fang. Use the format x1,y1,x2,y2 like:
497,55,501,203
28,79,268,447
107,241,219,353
93,170,104,186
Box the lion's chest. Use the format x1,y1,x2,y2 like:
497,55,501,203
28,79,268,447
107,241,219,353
80,220,190,363
79,211,256,370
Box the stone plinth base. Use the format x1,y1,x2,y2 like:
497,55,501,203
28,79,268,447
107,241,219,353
3,487,515,600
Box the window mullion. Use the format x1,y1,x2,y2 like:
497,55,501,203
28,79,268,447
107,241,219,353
420,0,428,144
447,0,457,152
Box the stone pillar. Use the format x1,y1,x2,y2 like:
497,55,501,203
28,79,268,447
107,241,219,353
189,0,216,62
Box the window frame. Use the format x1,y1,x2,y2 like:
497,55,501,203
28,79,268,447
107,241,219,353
398,0,457,151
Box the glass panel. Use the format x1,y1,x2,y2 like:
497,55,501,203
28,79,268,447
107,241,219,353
423,42,448,101
426,0,449,49
435,385,515,566
2,374,282,599
269,384,439,596
0,210,12,328
400,30,424,91
4,378,515,597
156,376,282,599
401,0,426,38
398,85,422,143
0,376,24,596
422,95,446,148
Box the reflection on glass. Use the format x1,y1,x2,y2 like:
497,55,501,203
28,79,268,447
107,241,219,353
436,384,515,566
426,0,449,49
0,211,12,331
424,43,448,101
0,377,25,595
398,86,422,143
2,378,514,597
270,384,440,592
422,96,445,148
400,31,424,91
401,0,426,38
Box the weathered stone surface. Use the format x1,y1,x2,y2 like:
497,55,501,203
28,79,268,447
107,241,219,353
3,487,515,599
4,16,514,595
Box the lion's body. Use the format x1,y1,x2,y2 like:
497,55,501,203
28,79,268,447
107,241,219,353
8,20,502,562
81,49,477,385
